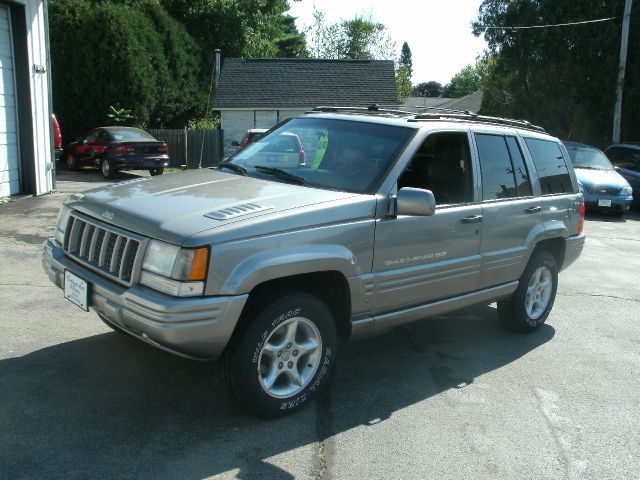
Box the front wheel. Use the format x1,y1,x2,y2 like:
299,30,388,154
101,159,115,179
498,250,558,333
149,168,164,176
225,291,337,418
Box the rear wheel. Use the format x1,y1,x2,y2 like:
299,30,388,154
66,152,77,171
149,168,164,176
224,291,337,418
101,159,115,179
498,250,558,333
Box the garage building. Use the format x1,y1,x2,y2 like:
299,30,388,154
0,0,53,199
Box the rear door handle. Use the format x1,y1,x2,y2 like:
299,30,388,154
461,215,483,224
526,206,542,214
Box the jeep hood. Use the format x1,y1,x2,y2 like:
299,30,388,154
64,169,366,244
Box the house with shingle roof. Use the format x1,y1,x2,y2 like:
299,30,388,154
213,58,398,153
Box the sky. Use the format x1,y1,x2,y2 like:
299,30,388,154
287,0,488,86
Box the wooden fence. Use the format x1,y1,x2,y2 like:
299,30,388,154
147,129,224,168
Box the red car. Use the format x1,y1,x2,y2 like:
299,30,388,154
64,127,169,178
52,114,63,160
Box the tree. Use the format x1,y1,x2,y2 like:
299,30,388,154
412,81,443,97
396,65,412,103
472,0,640,144
306,11,396,60
442,63,483,98
275,15,309,58
400,42,413,79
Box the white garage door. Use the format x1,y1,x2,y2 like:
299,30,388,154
0,4,19,198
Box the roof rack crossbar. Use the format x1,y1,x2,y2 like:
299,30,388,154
404,106,473,115
410,112,546,133
311,105,415,116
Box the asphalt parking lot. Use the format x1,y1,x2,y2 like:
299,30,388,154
1,169,639,479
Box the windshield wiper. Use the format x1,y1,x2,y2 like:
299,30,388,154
215,163,247,176
254,165,309,186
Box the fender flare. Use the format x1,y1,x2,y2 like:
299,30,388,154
220,245,360,295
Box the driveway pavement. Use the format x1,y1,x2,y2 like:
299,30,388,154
1,172,639,479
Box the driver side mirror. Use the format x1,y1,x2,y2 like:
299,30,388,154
396,187,436,216
231,141,240,147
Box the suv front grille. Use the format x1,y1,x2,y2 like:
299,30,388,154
585,185,621,195
63,215,141,285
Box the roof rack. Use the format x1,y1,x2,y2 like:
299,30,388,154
311,105,415,116
403,105,474,115
410,112,546,133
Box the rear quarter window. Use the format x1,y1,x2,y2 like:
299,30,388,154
524,138,574,194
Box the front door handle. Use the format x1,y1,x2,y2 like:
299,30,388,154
526,206,542,214
461,215,483,224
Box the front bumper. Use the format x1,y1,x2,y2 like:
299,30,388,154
583,192,633,212
42,239,247,360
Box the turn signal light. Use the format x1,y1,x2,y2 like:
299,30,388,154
188,247,209,281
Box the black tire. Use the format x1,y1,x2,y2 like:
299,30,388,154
497,250,558,333
101,159,115,179
224,291,337,418
66,152,77,171
149,168,164,176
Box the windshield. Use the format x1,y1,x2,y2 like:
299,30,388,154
566,145,613,170
108,128,157,142
225,117,414,193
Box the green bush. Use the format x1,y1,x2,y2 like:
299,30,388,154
49,0,205,142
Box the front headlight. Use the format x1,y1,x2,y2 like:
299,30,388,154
54,205,72,245
621,186,632,196
140,240,209,297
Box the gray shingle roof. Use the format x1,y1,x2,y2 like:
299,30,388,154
213,58,398,109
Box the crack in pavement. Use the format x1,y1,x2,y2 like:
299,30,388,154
558,292,640,303
0,283,51,288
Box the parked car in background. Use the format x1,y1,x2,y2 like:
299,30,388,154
240,128,268,147
52,114,63,160
603,143,640,206
64,127,169,179
563,141,633,216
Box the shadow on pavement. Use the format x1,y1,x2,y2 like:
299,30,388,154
585,208,640,223
0,305,554,479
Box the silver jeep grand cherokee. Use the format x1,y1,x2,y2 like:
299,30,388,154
43,107,585,417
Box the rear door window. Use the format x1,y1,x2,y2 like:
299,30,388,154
475,134,517,200
475,134,532,200
524,138,574,194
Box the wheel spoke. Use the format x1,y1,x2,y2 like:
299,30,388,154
283,320,299,346
262,365,280,390
295,338,319,357
261,342,280,360
284,367,303,387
